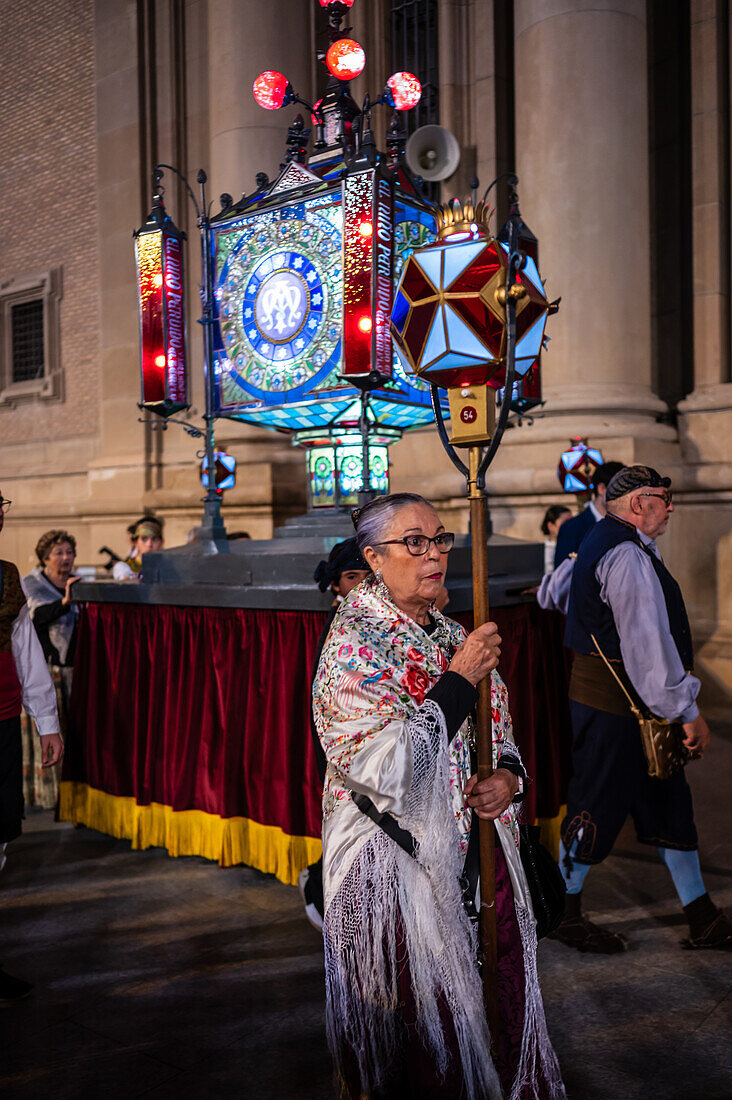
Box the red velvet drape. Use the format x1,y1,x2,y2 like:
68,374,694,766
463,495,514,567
67,601,571,838
457,604,573,822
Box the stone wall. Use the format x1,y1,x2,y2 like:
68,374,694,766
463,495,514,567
0,0,101,570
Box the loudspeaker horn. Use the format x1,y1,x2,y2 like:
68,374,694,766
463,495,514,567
405,125,461,181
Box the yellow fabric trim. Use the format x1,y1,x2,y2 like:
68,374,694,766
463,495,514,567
535,805,566,862
58,781,322,887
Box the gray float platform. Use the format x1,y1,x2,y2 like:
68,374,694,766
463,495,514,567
75,509,543,613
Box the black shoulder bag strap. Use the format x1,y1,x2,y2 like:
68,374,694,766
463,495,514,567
350,790,480,925
351,791,418,858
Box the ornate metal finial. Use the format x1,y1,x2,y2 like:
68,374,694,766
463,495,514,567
281,114,311,170
434,198,493,240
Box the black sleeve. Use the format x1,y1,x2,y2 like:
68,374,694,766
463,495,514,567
425,671,478,741
553,518,576,568
31,599,66,627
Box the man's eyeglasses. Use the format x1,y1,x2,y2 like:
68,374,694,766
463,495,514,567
376,533,455,556
638,490,672,508
0,498,12,514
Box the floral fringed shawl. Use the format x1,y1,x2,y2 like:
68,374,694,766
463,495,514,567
313,578,566,1100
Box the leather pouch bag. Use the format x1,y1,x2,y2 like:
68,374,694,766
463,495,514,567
591,633,690,781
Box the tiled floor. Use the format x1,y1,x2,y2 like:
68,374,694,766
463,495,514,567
1,724,731,1099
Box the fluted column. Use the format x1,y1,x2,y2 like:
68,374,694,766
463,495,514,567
680,0,732,411
207,0,312,201
513,0,666,431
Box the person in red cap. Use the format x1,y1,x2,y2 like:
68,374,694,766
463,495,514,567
552,465,731,953
0,490,64,1000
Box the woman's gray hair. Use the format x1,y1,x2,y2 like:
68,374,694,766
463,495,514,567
352,493,435,554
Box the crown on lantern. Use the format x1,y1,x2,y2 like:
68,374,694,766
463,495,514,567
435,198,493,240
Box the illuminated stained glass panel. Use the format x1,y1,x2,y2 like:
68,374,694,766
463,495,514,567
210,189,448,434
135,227,188,414
303,432,392,508
308,446,336,507
213,193,344,409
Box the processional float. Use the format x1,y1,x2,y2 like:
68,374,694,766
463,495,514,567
132,0,559,1034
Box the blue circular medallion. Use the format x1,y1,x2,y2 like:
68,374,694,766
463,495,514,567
242,251,325,364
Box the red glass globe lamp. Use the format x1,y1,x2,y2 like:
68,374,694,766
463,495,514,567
252,70,291,111
386,72,422,111
325,38,365,81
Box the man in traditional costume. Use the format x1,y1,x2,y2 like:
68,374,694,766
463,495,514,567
552,465,732,953
313,493,565,1100
553,461,623,568
0,491,64,1000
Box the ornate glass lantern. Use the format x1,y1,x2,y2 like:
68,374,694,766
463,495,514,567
390,198,555,444
558,437,604,493
133,195,188,416
391,200,553,388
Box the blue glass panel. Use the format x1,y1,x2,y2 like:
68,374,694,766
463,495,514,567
393,343,416,377
422,353,487,375
414,248,444,290
391,290,410,332
514,317,546,372
588,449,604,465
442,241,486,287
444,305,491,359
520,255,542,295
565,473,587,492
422,311,447,366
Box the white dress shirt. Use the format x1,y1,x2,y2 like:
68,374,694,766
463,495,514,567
12,584,60,737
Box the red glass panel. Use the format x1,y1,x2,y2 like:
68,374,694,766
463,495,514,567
449,297,503,357
448,245,501,292
403,302,438,363
515,297,543,341
162,235,187,404
136,230,165,405
402,258,438,301
522,362,542,401
343,172,373,376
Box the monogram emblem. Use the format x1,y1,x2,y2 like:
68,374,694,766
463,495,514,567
255,269,308,342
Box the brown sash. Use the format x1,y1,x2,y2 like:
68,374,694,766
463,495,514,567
568,652,635,717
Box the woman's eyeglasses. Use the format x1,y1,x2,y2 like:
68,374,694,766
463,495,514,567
0,498,12,514
376,533,455,556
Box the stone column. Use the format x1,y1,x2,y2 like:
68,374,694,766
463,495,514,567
512,0,667,434
680,0,731,409
207,0,313,201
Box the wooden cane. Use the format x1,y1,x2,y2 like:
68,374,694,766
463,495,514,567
468,444,499,1045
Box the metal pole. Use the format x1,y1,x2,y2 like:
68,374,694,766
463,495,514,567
357,390,376,507
197,169,228,548
468,444,499,1043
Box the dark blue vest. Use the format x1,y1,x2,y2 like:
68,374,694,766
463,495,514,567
565,515,694,670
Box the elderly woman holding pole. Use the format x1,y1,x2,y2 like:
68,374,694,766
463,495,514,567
313,493,565,1100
